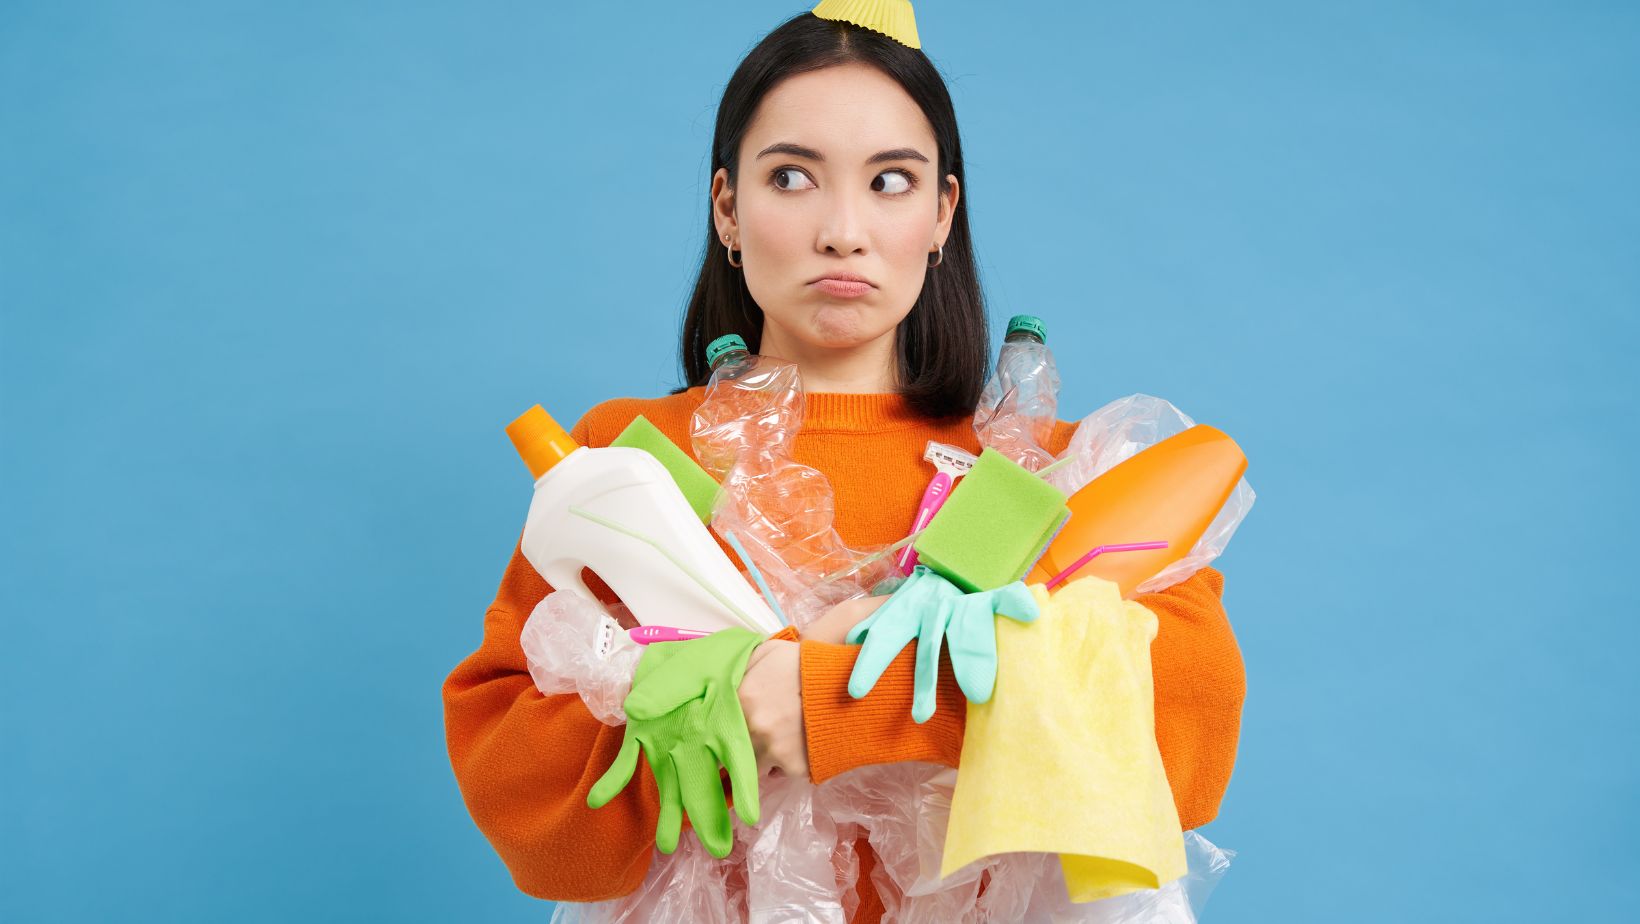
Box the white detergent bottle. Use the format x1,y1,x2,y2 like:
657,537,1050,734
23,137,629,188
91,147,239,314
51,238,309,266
505,405,781,634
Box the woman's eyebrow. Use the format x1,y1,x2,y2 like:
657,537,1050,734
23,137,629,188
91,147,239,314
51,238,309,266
756,142,930,165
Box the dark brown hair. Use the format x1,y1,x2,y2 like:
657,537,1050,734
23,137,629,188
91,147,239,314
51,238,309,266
669,12,989,420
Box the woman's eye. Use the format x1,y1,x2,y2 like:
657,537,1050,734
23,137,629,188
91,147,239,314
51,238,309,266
771,167,816,191
873,170,916,195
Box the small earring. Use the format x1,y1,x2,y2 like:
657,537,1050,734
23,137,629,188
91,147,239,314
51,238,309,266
927,243,943,268
726,237,742,269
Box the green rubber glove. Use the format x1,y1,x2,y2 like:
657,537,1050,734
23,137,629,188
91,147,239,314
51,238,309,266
846,564,1040,723
586,627,765,859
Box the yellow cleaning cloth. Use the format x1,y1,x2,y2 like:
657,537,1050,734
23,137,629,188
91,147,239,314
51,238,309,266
940,577,1187,902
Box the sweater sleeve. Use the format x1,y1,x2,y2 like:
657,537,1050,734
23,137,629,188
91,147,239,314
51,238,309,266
799,566,1245,830
800,638,967,782
441,413,660,902
1134,565,1245,829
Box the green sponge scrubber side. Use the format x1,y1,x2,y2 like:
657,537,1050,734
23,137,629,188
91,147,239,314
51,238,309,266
912,448,1070,592
611,415,721,523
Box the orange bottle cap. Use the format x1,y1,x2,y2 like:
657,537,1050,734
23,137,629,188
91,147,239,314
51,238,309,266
506,405,580,479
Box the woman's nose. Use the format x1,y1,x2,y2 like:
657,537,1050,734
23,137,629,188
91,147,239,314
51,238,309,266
816,191,869,256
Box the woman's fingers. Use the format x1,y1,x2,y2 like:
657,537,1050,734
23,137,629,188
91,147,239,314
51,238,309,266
806,594,888,645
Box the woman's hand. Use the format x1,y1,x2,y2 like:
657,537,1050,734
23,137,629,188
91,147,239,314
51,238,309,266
736,595,891,780
738,639,809,780
801,593,891,645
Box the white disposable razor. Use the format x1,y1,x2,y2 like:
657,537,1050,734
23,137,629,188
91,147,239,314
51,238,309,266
896,441,979,574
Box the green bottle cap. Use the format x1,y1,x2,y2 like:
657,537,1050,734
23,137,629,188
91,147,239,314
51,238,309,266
1005,315,1047,342
706,334,749,369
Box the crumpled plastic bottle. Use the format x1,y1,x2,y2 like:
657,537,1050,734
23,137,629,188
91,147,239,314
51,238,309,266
690,335,897,629
973,315,1062,472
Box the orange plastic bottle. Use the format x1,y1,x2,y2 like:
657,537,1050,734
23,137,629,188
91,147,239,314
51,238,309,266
1026,425,1247,596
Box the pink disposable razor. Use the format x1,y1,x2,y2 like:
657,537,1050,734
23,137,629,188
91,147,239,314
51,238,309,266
628,626,712,645
898,442,978,574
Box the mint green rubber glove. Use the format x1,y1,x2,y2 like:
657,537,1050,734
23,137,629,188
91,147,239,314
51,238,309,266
846,564,1040,723
586,627,764,859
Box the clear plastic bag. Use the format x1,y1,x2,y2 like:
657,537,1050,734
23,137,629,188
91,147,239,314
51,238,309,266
744,775,858,923
554,761,1232,923
519,590,641,725
547,833,748,924
817,763,1232,923
1043,394,1255,595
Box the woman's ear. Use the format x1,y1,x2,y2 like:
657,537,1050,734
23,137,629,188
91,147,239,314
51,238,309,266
934,173,960,247
711,167,739,244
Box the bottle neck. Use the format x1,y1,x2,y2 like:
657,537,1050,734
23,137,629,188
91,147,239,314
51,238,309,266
709,350,751,373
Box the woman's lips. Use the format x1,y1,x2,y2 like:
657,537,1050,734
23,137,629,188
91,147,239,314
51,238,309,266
810,278,874,298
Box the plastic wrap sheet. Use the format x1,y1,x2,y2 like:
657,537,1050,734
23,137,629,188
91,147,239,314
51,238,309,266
520,590,641,725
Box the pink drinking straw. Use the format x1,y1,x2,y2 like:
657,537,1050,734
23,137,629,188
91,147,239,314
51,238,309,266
1043,541,1169,591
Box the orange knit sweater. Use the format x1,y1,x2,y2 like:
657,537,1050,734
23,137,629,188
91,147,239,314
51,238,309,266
442,386,1246,921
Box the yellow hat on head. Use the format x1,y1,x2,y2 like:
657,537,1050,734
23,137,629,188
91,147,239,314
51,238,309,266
811,0,921,49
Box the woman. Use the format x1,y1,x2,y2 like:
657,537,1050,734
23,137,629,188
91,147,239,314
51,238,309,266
443,10,1245,921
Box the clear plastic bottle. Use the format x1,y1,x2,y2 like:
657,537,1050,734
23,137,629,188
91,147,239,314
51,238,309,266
689,336,803,478
690,335,893,627
973,314,1062,472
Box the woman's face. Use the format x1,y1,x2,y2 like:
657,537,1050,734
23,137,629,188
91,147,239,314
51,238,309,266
712,62,960,357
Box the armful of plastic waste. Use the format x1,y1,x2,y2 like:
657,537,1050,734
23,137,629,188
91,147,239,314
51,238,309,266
585,627,768,860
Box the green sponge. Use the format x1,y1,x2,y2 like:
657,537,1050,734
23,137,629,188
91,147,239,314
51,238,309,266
912,447,1070,592
611,414,720,523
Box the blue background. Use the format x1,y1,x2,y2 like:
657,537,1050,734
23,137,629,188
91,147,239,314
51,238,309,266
4,1,1636,920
